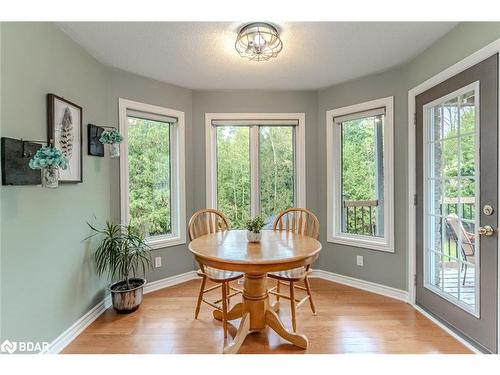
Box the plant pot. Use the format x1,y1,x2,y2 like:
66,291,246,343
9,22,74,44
246,231,262,243
41,167,59,188
110,277,146,313
108,143,120,158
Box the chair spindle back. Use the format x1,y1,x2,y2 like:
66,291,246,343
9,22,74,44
188,208,230,241
272,208,320,239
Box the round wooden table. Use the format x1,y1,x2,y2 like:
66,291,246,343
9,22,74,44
188,229,322,354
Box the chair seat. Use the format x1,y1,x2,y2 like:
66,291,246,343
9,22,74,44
463,256,475,265
268,267,308,281
197,267,244,282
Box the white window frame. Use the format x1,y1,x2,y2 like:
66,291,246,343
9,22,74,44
326,96,394,252
422,82,481,317
205,112,306,217
119,98,186,249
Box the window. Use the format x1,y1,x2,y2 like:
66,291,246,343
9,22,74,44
206,114,305,229
119,99,186,249
326,97,394,252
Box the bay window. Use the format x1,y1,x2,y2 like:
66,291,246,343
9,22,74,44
206,114,305,229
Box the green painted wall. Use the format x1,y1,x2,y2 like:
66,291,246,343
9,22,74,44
317,22,500,290
192,90,319,222
0,22,111,344
317,67,408,289
0,23,196,347
2,21,500,349
106,68,196,281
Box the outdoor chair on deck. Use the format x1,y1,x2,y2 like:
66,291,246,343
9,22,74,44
446,214,476,286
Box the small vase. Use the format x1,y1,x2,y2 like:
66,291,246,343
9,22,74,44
41,167,59,188
108,143,120,158
247,231,262,243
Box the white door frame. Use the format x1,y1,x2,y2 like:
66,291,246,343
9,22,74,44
407,38,500,351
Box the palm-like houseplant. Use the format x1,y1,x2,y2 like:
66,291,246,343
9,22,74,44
86,221,152,313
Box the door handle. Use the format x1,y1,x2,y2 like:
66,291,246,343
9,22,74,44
478,225,495,237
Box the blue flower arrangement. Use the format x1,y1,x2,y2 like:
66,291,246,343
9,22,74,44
29,146,68,170
99,129,123,144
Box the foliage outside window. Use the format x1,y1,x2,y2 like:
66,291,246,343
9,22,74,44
216,126,251,229
214,123,297,229
259,127,294,226
340,114,384,237
128,116,171,237
327,97,394,252
119,98,186,249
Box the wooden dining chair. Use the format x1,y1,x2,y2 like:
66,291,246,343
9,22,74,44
188,208,243,338
267,208,320,332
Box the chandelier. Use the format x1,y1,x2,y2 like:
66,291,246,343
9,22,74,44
235,22,283,62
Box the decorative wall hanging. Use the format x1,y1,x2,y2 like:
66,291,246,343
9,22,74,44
1,137,42,185
88,124,104,157
99,127,123,158
47,94,83,183
28,144,68,188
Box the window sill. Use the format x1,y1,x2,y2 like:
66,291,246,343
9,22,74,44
146,236,186,250
327,235,394,253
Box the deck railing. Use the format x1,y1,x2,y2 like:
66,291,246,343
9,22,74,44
343,199,379,236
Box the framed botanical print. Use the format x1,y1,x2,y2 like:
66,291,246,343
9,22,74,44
47,94,83,183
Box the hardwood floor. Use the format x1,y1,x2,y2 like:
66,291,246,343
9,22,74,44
62,278,471,354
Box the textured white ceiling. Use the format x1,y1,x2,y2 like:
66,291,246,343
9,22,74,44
57,22,457,90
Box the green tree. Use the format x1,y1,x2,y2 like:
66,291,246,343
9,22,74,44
216,126,251,228
128,117,171,236
259,126,294,222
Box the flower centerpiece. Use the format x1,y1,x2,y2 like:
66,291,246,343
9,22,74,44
29,146,68,188
245,216,265,243
99,128,123,158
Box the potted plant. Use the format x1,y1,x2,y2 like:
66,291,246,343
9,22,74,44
245,216,265,243
99,128,123,158
28,145,68,188
86,221,152,313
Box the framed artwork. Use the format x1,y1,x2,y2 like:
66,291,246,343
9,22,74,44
47,94,83,183
88,124,105,157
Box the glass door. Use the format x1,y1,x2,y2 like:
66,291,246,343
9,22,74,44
415,54,498,353
423,83,480,316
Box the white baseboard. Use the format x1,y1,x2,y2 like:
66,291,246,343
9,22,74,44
310,269,483,353
44,270,198,354
45,268,483,354
143,270,198,294
43,295,111,354
411,304,482,354
310,269,409,303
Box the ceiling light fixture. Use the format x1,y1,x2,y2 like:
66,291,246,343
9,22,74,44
235,22,283,62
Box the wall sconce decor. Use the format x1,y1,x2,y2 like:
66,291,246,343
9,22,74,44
88,124,105,157
87,124,123,158
1,137,43,185
28,143,68,188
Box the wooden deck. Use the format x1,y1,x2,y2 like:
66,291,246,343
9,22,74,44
441,262,476,309
62,278,471,354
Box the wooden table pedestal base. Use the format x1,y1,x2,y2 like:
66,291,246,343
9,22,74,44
213,273,308,354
